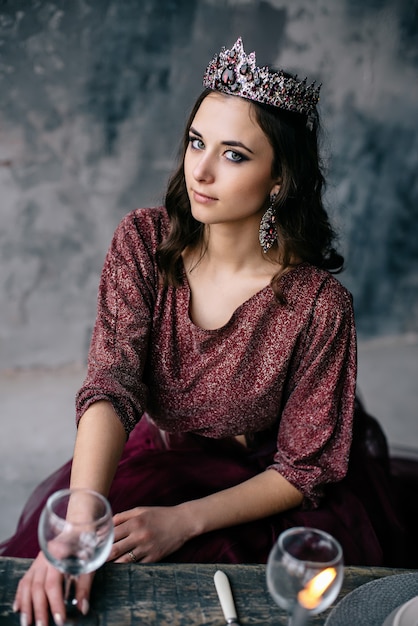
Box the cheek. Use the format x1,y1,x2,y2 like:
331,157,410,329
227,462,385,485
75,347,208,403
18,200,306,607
183,145,197,176
183,152,191,181
232,172,273,203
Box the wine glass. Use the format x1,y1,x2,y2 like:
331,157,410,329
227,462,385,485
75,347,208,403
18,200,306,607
266,527,344,626
38,488,114,624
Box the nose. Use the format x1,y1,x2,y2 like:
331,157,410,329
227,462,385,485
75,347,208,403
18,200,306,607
192,152,215,183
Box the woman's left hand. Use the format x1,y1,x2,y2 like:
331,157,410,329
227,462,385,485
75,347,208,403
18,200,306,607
109,506,191,563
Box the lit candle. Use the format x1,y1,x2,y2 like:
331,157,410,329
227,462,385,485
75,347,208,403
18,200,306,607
289,568,338,626
298,567,337,610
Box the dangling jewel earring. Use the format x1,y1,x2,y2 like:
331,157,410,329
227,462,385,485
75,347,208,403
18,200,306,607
259,194,278,253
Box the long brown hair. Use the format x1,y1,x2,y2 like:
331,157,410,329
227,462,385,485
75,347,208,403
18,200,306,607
156,88,343,296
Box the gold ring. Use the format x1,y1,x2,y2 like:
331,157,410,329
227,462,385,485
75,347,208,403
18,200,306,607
128,550,137,562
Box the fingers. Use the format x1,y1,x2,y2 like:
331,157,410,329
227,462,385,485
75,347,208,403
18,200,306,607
14,552,66,626
110,507,184,564
109,534,137,562
109,518,146,563
14,572,34,626
112,508,141,526
75,572,94,617
36,565,65,626
109,515,140,561
12,552,94,626
114,549,140,564
113,548,157,564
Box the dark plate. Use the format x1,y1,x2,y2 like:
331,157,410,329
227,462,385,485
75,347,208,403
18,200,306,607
325,573,418,626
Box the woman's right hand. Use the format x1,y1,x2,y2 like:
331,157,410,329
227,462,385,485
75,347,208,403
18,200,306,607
13,551,94,626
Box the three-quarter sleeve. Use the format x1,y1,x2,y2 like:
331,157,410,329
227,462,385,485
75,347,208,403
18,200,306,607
76,210,162,435
268,276,357,507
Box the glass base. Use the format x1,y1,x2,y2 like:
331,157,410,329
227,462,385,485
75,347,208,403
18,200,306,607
63,581,99,625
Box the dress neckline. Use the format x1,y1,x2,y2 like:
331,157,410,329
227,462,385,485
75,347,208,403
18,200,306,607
179,261,275,334
178,259,312,334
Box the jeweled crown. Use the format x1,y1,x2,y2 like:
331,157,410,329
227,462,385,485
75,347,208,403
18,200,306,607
203,37,321,116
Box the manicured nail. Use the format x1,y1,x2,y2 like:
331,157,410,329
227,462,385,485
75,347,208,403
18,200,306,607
81,598,89,615
20,613,28,626
54,613,64,626
12,600,18,612
36,620,45,626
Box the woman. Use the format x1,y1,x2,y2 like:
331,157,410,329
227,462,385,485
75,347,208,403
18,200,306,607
5,38,405,626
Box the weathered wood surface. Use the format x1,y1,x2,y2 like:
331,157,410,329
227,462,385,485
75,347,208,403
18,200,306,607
0,558,415,625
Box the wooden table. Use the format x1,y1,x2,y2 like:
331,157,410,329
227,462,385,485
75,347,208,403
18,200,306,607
0,558,415,625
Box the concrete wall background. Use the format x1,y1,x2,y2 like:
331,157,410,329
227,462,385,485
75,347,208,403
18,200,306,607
0,0,417,370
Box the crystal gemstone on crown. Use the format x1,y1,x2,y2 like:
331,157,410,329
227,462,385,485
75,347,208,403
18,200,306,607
203,37,321,116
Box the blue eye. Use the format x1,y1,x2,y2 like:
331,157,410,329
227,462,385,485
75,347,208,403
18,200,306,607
189,136,204,150
225,150,245,163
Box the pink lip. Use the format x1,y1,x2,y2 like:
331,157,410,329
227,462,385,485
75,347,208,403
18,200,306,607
192,189,218,204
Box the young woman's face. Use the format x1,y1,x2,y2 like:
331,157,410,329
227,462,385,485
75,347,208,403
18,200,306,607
184,92,280,228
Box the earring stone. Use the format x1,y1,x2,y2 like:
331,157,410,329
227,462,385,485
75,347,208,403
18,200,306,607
259,195,278,253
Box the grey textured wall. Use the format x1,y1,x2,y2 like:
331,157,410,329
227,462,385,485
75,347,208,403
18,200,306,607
1,0,417,369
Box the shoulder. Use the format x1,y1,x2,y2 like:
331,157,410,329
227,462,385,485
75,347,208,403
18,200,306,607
104,207,170,283
108,207,170,264
115,206,170,249
281,263,353,317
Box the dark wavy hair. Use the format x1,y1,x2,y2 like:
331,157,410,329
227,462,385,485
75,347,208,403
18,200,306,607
156,88,343,298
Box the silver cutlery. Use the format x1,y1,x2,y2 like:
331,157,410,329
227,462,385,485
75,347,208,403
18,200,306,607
214,569,241,626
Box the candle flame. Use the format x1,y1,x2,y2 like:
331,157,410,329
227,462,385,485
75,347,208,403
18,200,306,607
297,567,337,610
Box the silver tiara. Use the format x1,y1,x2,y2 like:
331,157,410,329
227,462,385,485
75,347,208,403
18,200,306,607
202,37,321,116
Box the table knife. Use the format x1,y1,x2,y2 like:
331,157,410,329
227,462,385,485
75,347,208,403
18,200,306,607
214,569,241,625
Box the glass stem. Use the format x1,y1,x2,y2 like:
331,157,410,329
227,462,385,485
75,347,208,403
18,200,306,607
64,574,78,610
288,603,309,626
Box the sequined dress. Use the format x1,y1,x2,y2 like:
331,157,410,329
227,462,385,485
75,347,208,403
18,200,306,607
0,207,406,565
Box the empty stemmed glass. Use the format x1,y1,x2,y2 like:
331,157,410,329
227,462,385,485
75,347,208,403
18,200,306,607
266,527,344,626
38,488,114,624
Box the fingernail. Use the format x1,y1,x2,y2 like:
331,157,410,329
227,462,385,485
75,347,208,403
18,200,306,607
81,598,89,615
20,613,28,626
12,600,18,612
54,614,64,626
36,620,45,626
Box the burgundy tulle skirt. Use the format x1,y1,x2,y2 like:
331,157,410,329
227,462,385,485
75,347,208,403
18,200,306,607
0,413,408,566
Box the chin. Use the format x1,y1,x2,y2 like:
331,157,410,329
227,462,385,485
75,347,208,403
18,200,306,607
189,205,213,225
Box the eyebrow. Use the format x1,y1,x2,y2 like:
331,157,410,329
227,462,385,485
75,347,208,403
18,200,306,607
189,126,254,154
